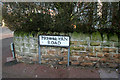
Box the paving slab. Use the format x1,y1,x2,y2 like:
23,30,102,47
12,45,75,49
0,27,2,80
0,27,13,34
0,27,13,39
99,68,119,79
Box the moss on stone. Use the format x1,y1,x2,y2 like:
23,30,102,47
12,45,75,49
26,44,30,47
90,42,101,46
15,46,20,51
79,41,88,45
72,31,79,38
70,46,84,50
70,46,74,50
103,33,108,41
70,41,78,45
80,33,90,40
109,33,118,42
102,42,112,47
114,42,119,47
21,43,24,46
70,41,74,45
47,31,52,35
33,44,38,48
91,31,102,41
30,49,37,53
22,48,29,52
14,31,30,37
71,32,90,41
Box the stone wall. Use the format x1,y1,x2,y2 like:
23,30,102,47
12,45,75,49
14,32,120,68
14,36,38,63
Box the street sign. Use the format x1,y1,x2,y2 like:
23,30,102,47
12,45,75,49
39,35,70,47
38,35,70,66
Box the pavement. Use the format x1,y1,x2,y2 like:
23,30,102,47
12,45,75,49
0,27,13,39
1,27,120,79
99,69,119,78
0,27,2,80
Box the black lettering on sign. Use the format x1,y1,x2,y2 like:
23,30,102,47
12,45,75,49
58,38,60,40
48,41,50,44
52,37,54,40
49,37,52,40
40,36,69,46
58,37,63,41
58,41,61,45
51,41,54,44
50,41,59,45
52,37,57,40
55,41,57,44
46,37,48,40
55,37,57,40
61,37,63,40
58,37,68,41
42,36,45,40
64,37,68,41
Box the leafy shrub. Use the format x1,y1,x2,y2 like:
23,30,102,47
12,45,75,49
2,2,119,35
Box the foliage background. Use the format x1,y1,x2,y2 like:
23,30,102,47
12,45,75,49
2,2,120,36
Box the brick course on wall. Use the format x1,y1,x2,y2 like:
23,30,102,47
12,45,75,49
14,32,119,68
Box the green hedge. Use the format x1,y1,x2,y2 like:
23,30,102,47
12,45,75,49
2,2,119,35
